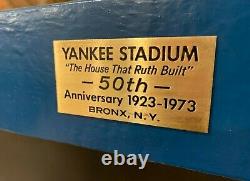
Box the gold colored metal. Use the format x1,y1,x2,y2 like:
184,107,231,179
53,36,216,133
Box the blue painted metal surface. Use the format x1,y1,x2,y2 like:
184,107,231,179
0,0,249,179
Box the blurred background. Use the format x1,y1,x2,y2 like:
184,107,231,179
0,1,234,181
0,130,232,181
0,0,69,10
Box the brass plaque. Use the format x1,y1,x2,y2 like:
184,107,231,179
53,36,216,133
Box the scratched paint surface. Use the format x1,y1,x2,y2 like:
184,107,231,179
0,0,249,180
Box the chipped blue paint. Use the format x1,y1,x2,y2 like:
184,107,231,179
0,0,249,180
